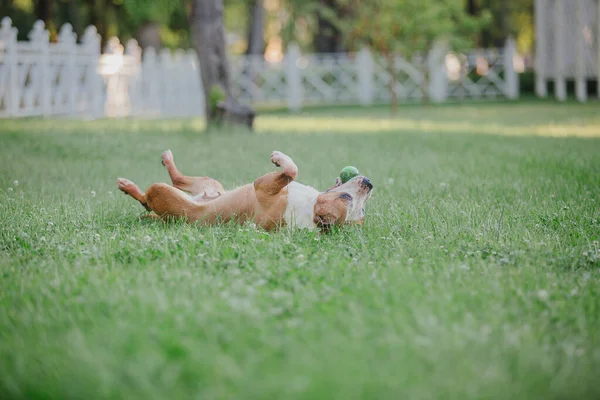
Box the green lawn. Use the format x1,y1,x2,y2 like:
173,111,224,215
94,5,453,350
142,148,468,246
1,102,600,399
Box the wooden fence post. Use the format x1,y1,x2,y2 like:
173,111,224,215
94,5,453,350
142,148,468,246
534,0,548,97
554,0,567,101
597,0,600,100
173,48,185,117
58,24,78,116
286,43,302,111
1,17,19,116
575,0,587,103
29,20,50,116
142,47,160,116
160,48,173,116
186,49,204,117
504,37,519,100
428,40,448,103
103,37,125,117
125,39,142,116
357,47,374,105
81,25,102,118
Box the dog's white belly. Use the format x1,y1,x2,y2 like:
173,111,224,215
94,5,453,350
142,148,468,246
284,182,319,230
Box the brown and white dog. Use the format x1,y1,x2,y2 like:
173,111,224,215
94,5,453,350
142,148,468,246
117,150,373,232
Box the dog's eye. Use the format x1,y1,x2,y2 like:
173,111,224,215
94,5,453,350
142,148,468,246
339,193,353,202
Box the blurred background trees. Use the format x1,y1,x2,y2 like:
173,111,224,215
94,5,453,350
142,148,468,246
1,0,535,55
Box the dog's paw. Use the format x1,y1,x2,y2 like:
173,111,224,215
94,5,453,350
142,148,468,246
117,177,136,193
271,151,288,167
161,149,173,166
270,151,297,179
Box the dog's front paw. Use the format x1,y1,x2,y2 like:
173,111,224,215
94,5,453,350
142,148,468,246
161,149,173,167
270,151,297,179
271,151,288,167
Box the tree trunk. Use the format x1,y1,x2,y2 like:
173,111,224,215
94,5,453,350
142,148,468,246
243,1,264,104
467,0,479,16
499,0,509,45
189,0,255,129
137,22,162,49
245,0,264,55
35,0,54,24
88,0,108,48
314,0,345,53
466,0,482,47
481,0,492,47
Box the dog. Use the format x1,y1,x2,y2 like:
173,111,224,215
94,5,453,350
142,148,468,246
117,150,373,232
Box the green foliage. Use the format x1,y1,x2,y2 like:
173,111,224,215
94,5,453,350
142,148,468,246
2,0,535,54
334,0,491,56
122,0,183,26
1,103,600,398
481,0,534,48
278,0,320,48
208,85,227,114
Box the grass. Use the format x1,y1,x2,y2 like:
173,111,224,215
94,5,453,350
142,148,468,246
1,102,600,399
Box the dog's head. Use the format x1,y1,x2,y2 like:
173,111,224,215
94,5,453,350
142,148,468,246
314,175,373,231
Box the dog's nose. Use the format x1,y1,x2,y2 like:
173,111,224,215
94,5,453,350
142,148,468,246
362,177,373,190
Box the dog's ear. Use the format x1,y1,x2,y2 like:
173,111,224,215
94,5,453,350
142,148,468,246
326,177,343,192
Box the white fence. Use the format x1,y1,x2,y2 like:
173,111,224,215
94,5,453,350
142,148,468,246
535,0,600,102
0,18,203,119
0,18,520,119
231,41,519,111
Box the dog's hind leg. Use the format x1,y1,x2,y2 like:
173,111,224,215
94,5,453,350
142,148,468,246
117,178,151,211
161,150,225,198
144,183,208,221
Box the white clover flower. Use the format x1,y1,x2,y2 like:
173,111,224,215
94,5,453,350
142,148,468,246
91,191,96,197
7,187,13,192
13,180,18,186
537,290,549,301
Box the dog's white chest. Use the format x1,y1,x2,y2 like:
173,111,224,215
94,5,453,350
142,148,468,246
284,182,319,230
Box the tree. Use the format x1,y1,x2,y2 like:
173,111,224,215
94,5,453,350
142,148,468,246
467,0,480,16
314,0,350,53
333,0,490,110
245,0,264,55
35,0,54,26
122,0,182,48
190,0,255,128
